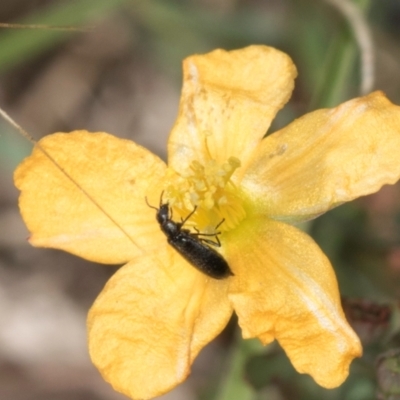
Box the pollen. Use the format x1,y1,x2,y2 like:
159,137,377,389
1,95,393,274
167,157,246,232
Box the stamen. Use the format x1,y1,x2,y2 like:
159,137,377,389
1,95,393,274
166,157,246,232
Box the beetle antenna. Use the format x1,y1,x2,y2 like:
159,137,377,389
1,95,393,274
181,206,198,227
214,218,225,231
145,196,159,211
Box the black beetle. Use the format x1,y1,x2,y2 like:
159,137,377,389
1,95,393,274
146,195,233,279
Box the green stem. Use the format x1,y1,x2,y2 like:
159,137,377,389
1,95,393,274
309,0,372,109
213,331,263,400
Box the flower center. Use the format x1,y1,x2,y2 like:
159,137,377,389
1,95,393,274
166,157,246,233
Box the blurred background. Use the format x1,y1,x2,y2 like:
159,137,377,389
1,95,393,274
0,0,400,399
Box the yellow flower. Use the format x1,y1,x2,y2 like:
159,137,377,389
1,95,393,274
13,45,400,399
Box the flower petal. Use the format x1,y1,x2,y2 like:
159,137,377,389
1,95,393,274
225,218,362,388
14,131,167,264
168,45,297,172
241,92,400,221
88,251,233,399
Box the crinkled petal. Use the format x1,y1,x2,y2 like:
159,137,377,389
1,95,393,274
88,250,233,400
225,218,361,388
241,92,400,221
14,131,167,264
168,45,297,173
